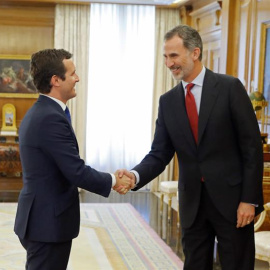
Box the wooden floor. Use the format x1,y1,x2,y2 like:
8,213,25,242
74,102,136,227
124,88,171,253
1,189,268,269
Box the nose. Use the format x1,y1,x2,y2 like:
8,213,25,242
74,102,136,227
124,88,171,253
165,58,174,68
75,74,80,82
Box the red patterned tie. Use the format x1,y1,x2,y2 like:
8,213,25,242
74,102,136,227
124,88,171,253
185,83,198,143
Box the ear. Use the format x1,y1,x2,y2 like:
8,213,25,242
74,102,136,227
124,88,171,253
192,47,201,61
50,75,61,87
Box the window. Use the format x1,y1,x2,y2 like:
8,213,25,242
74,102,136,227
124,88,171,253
86,4,155,173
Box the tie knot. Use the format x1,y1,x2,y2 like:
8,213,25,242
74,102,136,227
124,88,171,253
186,83,195,92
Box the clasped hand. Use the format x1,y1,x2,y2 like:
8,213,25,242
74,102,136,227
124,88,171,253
113,169,136,195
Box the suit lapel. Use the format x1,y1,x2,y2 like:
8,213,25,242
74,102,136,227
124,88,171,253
198,69,219,145
172,83,197,151
38,95,79,151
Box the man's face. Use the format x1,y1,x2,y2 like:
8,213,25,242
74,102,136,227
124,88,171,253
59,59,79,102
163,36,196,82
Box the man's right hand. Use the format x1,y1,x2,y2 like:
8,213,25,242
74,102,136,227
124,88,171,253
113,169,136,194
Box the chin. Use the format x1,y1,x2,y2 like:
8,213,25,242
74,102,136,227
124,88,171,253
172,74,183,81
171,70,183,81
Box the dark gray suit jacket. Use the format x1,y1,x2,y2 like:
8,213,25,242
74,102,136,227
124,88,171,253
14,95,112,242
133,68,264,229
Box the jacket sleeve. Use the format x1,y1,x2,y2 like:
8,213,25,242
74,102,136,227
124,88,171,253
38,112,112,197
133,96,175,190
230,78,264,208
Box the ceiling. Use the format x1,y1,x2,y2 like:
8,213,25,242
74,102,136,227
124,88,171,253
1,0,191,7
74,0,190,6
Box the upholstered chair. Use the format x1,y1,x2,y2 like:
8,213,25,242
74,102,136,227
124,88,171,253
254,202,270,269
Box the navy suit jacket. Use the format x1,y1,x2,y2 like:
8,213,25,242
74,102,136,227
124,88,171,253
133,68,264,229
14,95,112,242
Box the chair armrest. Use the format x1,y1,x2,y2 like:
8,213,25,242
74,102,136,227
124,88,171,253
264,202,270,211
254,211,266,232
254,202,270,232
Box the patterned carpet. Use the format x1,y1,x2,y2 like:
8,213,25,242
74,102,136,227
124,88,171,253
0,203,184,270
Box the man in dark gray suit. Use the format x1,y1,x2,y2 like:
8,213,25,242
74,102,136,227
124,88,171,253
117,25,264,270
14,49,133,270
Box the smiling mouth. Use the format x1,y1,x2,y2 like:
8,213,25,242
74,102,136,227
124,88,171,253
170,66,181,73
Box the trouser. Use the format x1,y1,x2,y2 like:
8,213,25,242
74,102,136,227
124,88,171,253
181,184,255,270
19,237,72,270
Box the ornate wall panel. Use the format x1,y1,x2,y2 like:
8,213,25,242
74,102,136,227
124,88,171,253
255,0,270,94
237,0,270,93
0,4,54,128
189,1,222,73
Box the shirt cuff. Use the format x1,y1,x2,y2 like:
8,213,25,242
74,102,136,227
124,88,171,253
110,173,116,187
130,170,140,186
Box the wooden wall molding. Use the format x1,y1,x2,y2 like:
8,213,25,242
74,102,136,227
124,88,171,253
258,20,270,94
189,1,221,33
241,0,257,92
219,0,240,76
189,1,221,18
239,0,251,8
0,4,54,128
222,0,270,92
180,5,192,25
253,0,270,95
189,1,222,73
1,0,88,4
0,6,54,27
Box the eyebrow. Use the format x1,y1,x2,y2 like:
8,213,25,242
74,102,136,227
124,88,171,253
163,52,179,57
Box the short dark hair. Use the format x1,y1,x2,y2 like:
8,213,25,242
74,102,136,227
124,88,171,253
30,49,72,94
164,25,203,61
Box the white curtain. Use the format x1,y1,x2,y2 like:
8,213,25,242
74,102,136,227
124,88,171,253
86,4,155,176
150,8,181,192
54,4,90,159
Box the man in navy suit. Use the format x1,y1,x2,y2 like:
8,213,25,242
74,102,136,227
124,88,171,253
118,25,264,269
14,49,133,270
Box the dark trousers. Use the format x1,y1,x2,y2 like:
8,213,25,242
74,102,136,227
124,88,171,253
181,184,255,270
19,238,72,270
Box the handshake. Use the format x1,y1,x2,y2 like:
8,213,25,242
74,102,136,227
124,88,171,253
113,169,136,195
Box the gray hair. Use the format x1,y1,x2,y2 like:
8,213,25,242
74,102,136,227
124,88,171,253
164,25,203,61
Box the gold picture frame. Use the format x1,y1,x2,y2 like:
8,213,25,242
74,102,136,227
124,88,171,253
258,21,270,104
0,103,17,136
0,54,38,98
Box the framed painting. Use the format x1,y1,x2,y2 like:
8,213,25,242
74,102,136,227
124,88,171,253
0,55,38,98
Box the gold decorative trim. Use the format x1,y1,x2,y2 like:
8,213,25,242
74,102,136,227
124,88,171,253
258,21,270,94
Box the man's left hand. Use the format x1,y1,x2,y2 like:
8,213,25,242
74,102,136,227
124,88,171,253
236,202,255,228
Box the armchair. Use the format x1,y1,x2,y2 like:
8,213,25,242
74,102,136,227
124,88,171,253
254,202,270,269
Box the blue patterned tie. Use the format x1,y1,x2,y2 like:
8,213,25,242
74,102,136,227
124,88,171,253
64,106,71,124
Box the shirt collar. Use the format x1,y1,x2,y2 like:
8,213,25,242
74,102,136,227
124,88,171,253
40,94,66,111
182,66,206,89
